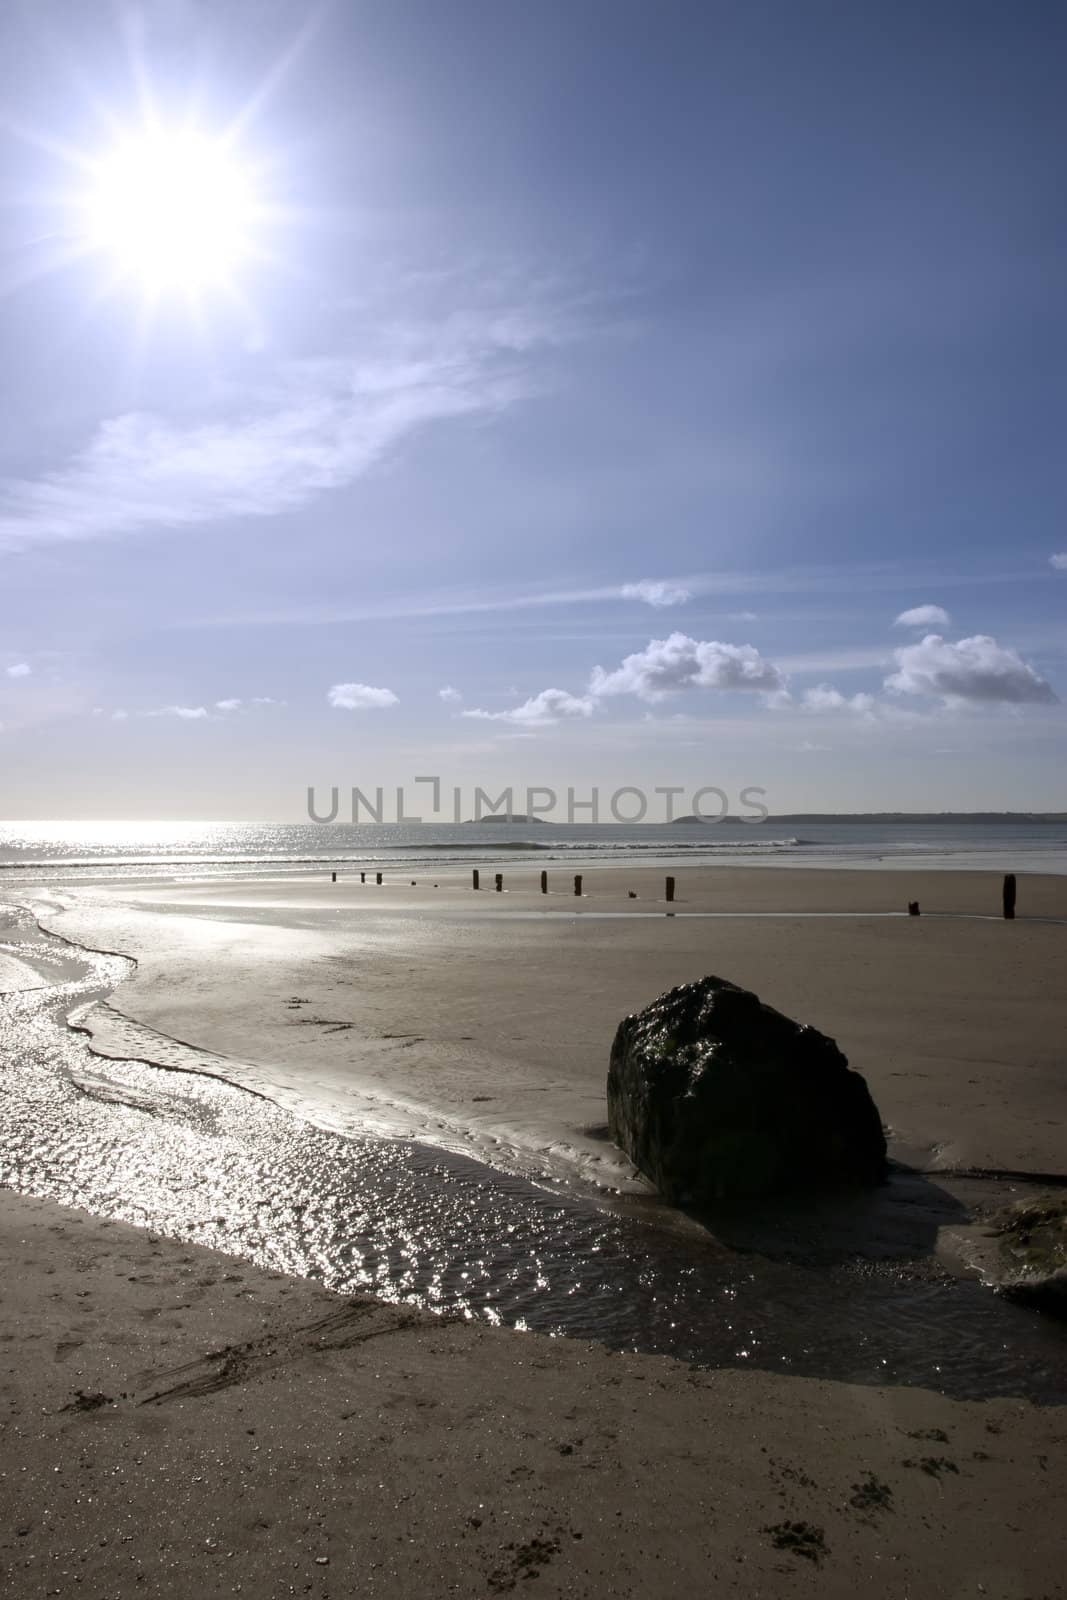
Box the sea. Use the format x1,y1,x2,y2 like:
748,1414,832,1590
1,816,1066,881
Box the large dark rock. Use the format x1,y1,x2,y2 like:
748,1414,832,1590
607,976,887,1206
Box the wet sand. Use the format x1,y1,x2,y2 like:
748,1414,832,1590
3,1188,1065,1599
36,864,1067,1182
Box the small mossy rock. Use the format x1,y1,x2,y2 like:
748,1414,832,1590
607,975,887,1206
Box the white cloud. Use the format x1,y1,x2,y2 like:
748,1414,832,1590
589,632,785,702
148,705,210,720
462,688,595,726
439,685,463,705
729,610,759,623
621,579,691,608
885,634,1057,704
1051,553,1067,571
111,709,129,721
327,682,399,711
0,310,555,552
801,684,877,715
894,604,951,628
5,662,31,678
252,696,285,706
215,698,242,712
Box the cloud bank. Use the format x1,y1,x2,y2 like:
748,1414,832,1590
590,633,785,702
462,688,594,726
885,634,1057,704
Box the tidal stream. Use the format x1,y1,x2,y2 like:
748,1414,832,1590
1,903,1064,1403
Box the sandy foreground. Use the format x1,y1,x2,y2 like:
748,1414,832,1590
3,864,1067,1595
2,1188,1066,1599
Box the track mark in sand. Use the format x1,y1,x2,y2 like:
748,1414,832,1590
487,1533,563,1592
764,1521,828,1563
138,1299,421,1405
849,1474,894,1513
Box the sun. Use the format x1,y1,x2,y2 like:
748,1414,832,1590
84,128,260,296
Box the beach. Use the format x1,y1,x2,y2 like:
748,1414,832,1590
35,863,1067,1181
3,861,1066,1594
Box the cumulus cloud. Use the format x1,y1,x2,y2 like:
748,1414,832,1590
439,685,463,705
894,604,951,628
885,634,1057,704
462,688,595,726
589,632,785,702
5,662,31,678
148,705,210,720
801,684,877,714
0,309,559,553
215,698,242,712
1051,553,1067,571
621,579,691,608
327,682,399,711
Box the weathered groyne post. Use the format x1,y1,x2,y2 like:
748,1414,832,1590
574,874,583,897
331,871,336,883
495,872,503,892
665,875,675,903
472,869,480,890
1003,873,1017,920
908,900,920,916
360,871,366,883
540,870,548,894
376,871,383,885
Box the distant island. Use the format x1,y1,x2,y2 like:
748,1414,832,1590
669,812,1067,825
462,814,549,825
452,812,1065,826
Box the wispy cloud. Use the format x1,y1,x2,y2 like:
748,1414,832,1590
1051,553,1067,571
621,579,691,608
438,685,463,705
327,682,399,710
147,704,210,720
5,662,31,678
0,310,559,552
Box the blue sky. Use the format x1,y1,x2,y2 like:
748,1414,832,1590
1,0,1065,818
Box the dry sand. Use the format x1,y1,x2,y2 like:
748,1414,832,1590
3,1188,1065,1599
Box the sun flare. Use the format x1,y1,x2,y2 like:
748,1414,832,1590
84,129,259,295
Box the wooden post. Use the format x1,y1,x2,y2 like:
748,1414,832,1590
495,872,503,893
908,900,919,916
540,870,548,894
376,871,383,885
665,875,675,903
574,874,582,897
331,871,336,883
472,869,480,890
360,871,366,883
1003,873,1016,920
